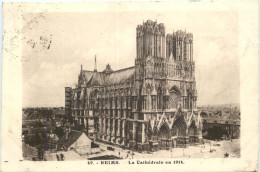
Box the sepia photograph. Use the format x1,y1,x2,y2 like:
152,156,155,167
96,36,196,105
1,1,258,172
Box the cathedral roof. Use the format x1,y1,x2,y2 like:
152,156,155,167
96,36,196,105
80,66,135,87
81,70,95,84
87,72,105,86
104,66,135,85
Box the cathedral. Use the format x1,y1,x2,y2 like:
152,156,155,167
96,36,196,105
65,20,203,152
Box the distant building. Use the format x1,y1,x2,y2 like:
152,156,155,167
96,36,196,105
65,20,203,152
22,107,65,121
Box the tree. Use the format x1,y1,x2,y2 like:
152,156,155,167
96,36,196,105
207,126,228,140
24,133,42,147
55,127,65,138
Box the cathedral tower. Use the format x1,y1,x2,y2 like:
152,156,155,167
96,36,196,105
166,30,193,61
136,20,166,59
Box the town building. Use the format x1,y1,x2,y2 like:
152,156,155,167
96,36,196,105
57,130,99,155
65,20,203,152
22,142,39,161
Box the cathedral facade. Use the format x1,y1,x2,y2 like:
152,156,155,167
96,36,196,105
65,20,203,152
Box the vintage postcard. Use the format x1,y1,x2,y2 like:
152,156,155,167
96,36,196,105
1,1,259,172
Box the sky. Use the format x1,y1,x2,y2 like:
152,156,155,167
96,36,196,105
22,7,240,107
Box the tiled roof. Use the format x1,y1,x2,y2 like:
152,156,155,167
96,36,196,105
22,143,38,160
57,130,83,150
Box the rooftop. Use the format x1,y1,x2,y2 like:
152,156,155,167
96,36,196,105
79,65,135,87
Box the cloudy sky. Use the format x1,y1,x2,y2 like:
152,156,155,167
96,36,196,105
22,5,239,107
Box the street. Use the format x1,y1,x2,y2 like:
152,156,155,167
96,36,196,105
94,139,240,159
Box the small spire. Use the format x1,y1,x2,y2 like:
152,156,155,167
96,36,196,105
81,64,82,71
94,55,97,72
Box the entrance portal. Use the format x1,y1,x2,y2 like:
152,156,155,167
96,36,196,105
171,116,187,147
158,123,171,149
